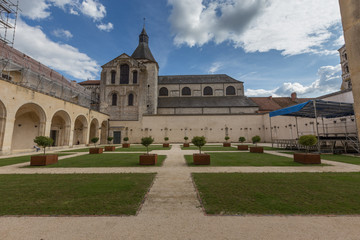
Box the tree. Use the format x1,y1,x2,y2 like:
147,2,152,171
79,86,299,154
123,137,129,142
107,137,113,145
184,136,189,142
252,135,261,146
225,136,230,142
298,135,317,153
192,136,206,154
164,137,169,142
141,137,154,154
91,137,99,148
34,136,53,155
239,137,246,144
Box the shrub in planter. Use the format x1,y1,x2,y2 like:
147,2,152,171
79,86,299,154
223,136,231,147
122,137,130,148
192,136,210,165
250,135,263,153
31,136,58,166
163,137,170,148
139,136,157,165
105,137,115,151
89,137,103,154
183,136,190,147
237,136,248,150
294,135,321,164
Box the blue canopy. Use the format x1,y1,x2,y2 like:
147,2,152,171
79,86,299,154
269,100,354,118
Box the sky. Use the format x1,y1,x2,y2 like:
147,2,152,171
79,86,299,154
9,0,345,98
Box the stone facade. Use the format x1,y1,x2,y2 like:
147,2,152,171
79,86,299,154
338,45,352,90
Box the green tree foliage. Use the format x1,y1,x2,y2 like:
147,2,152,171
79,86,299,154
123,137,129,142
141,137,154,154
299,135,317,152
107,137,113,144
33,136,54,155
252,136,261,146
239,137,246,144
91,137,99,148
192,136,207,154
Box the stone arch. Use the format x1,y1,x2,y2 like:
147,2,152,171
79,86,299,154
128,92,135,106
108,91,119,106
0,100,6,151
50,110,71,147
73,115,88,145
159,87,168,96
11,103,46,150
111,70,116,84
203,86,213,96
89,118,99,142
100,120,108,144
182,87,191,96
120,64,130,84
226,86,236,95
132,71,138,84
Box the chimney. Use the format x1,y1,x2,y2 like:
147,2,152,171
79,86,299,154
291,92,297,101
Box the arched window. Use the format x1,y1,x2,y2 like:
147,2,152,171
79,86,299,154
203,86,213,96
111,71,116,84
128,94,134,106
226,86,236,95
344,53,348,60
133,71,138,84
159,87,168,96
182,87,191,96
120,64,129,84
111,93,117,106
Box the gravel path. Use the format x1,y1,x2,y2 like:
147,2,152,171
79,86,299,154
1,144,360,239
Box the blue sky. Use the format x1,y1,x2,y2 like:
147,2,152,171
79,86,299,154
13,0,344,97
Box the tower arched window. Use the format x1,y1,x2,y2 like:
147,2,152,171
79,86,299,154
203,86,213,96
120,64,129,84
133,71,138,84
111,70,116,84
111,93,117,106
226,86,236,95
159,87,168,96
128,93,134,106
182,87,191,96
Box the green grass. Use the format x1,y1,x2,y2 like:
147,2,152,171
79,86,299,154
27,153,166,168
0,153,72,167
281,152,360,165
115,145,171,152
181,145,238,151
193,172,360,215
185,152,307,166
0,173,155,215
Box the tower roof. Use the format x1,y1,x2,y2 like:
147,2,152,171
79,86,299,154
131,27,156,62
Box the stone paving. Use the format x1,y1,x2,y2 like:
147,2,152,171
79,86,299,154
1,144,360,239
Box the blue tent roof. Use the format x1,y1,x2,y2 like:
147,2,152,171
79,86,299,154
269,100,354,118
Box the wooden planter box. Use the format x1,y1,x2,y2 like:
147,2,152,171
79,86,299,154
193,153,210,165
223,142,231,147
30,155,58,166
89,148,103,154
250,146,264,153
237,145,249,150
139,154,158,165
104,146,116,151
163,143,170,148
122,143,130,148
294,153,321,164
183,143,190,147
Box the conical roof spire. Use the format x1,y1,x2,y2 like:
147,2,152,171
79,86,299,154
131,25,156,62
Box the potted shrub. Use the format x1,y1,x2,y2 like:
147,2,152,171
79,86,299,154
237,137,248,150
105,137,115,151
250,135,263,153
122,137,130,148
183,136,190,147
31,136,58,166
294,135,321,164
192,136,210,165
139,136,157,165
223,136,231,147
163,137,170,148
89,137,103,154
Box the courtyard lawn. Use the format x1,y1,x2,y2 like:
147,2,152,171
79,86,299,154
280,152,360,165
193,172,360,215
27,153,166,167
0,153,72,167
0,173,155,215
185,152,306,166
115,145,171,152
181,145,238,151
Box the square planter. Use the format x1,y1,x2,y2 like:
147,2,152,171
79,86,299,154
193,153,210,165
163,143,170,148
104,146,116,151
250,146,264,153
183,143,190,147
30,155,58,166
237,145,249,150
89,148,103,154
223,142,231,147
294,153,321,164
122,143,130,148
139,154,158,165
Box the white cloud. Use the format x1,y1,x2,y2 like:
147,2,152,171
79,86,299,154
208,62,223,74
246,65,342,97
96,22,114,32
334,35,345,47
18,0,51,20
53,29,73,39
168,0,342,56
80,0,106,21
14,20,100,80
